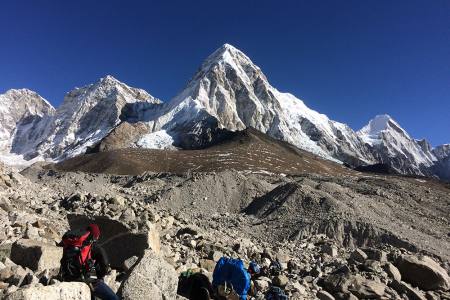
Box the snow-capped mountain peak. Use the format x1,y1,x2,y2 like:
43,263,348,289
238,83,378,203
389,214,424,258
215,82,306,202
357,114,437,175
358,114,409,146
433,144,450,160
0,88,55,165
137,44,375,164
205,43,249,63
65,75,160,106
199,43,263,82
9,76,162,161
1,89,55,114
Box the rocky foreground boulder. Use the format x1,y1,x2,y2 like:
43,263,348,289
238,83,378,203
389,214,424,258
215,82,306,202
4,282,90,300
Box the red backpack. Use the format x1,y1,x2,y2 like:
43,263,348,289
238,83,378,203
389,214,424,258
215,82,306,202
60,229,95,281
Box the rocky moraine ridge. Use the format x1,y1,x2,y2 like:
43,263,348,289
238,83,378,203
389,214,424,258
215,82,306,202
0,161,449,299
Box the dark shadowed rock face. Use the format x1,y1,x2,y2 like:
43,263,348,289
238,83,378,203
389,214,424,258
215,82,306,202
168,113,235,150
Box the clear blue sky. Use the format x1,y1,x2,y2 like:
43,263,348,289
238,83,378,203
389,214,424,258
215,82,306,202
1,0,449,146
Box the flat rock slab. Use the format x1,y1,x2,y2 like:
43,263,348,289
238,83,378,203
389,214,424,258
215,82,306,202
348,276,386,299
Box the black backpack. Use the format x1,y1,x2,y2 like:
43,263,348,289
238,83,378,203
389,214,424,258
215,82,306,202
60,229,95,281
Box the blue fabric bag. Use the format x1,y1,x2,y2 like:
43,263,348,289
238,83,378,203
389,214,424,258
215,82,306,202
212,257,251,300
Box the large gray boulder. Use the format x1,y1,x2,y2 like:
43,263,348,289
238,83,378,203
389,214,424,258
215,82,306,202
397,255,450,291
10,239,62,272
4,282,90,300
121,250,178,300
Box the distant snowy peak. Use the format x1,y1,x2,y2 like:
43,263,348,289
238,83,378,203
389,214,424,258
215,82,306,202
56,75,161,123
432,144,450,180
0,88,54,145
357,114,437,175
62,75,161,111
0,88,55,118
0,89,55,165
433,144,450,160
358,114,409,146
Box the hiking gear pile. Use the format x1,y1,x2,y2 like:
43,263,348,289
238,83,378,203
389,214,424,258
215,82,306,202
59,224,117,300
